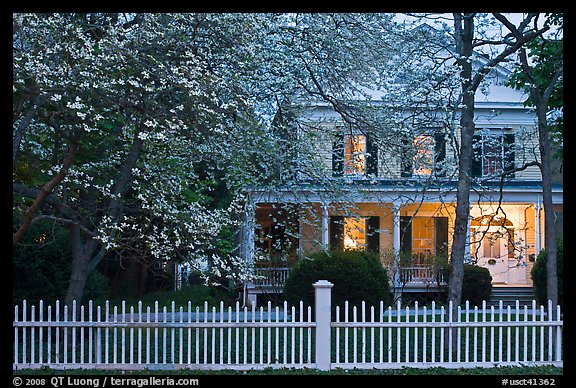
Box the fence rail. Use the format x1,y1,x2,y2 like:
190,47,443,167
13,281,562,371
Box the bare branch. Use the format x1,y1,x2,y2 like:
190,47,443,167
30,215,95,237
13,138,78,246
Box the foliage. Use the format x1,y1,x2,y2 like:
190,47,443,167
531,238,563,308
460,264,492,306
283,250,392,312
110,283,236,311
506,18,563,160
12,218,109,306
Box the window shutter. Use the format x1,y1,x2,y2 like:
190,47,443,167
366,216,380,253
434,217,449,258
472,134,483,178
503,133,515,178
434,132,446,177
400,134,413,177
400,216,412,254
366,134,378,177
332,133,344,177
329,216,344,251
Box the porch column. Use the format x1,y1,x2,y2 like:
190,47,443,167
535,200,542,255
464,213,471,263
321,203,329,250
393,204,401,290
243,200,257,307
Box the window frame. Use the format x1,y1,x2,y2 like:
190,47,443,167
400,129,446,178
472,129,515,179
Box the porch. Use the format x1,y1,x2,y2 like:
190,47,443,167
246,265,447,296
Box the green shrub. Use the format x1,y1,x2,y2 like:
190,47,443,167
283,250,392,313
531,239,563,308
13,219,110,307
461,264,492,306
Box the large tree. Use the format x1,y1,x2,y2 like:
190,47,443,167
504,13,563,312
446,13,547,314
13,13,289,306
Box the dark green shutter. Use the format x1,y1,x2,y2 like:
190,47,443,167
472,134,483,178
400,216,412,254
329,216,344,251
332,133,344,177
434,217,449,258
366,216,380,253
434,132,446,177
503,133,515,178
366,134,378,177
400,134,413,177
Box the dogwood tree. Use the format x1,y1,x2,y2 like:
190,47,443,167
12,13,293,306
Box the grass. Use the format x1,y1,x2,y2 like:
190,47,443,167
13,365,563,375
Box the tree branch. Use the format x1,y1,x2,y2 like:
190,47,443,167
13,138,78,246
30,215,95,237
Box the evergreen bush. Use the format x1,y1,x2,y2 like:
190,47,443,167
283,250,392,313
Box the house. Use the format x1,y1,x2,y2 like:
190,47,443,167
239,55,563,307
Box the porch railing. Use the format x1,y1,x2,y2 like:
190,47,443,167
399,265,446,286
250,265,446,291
252,267,291,288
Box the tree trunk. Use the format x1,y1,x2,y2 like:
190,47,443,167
65,224,99,308
535,103,558,314
448,11,475,317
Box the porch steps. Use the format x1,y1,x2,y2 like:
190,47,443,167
487,286,535,307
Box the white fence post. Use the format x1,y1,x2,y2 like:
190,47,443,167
313,280,333,371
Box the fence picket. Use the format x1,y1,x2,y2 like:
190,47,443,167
80,304,85,364
220,302,225,365
227,305,232,364
515,301,520,362
31,305,35,365
299,302,303,365
431,302,435,363
422,305,427,363
344,301,349,364
64,304,68,364
555,305,562,361
179,306,184,365
89,301,93,364
267,302,271,364
113,305,117,364
23,300,27,365
547,300,553,362
130,305,135,365
40,301,44,364
414,301,418,363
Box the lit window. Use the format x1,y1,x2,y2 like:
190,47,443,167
344,134,366,176
412,217,434,261
413,135,434,176
343,217,366,251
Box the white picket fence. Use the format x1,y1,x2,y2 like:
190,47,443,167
13,280,563,371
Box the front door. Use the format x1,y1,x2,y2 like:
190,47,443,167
474,227,510,284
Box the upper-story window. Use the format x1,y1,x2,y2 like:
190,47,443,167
472,130,515,178
332,127,378,177
413,135,434,176
401,131,446,178
344,134,366,176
